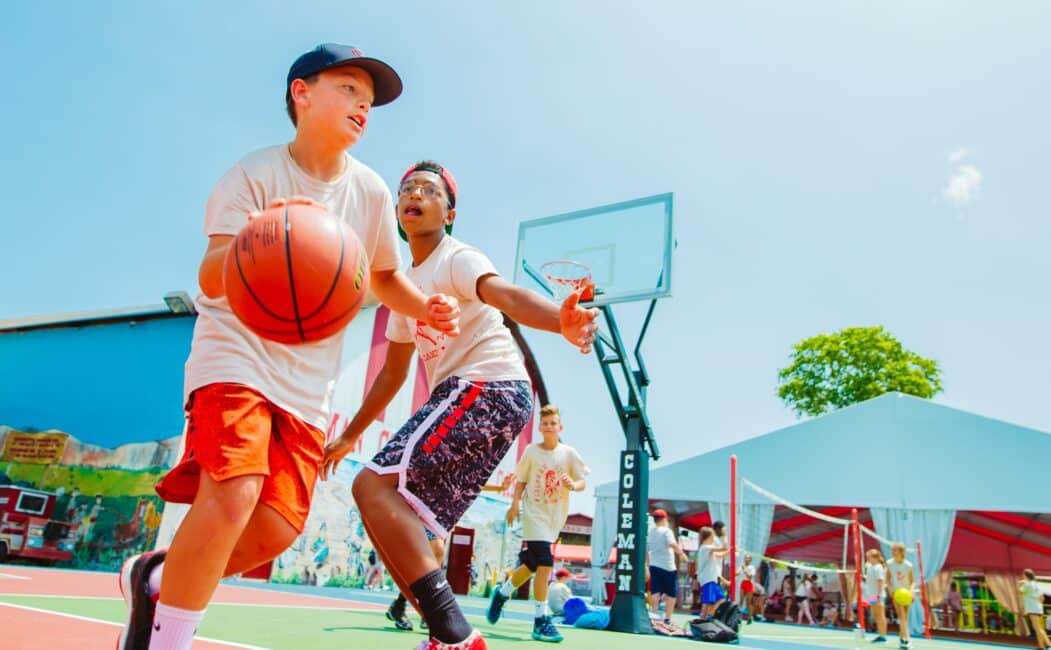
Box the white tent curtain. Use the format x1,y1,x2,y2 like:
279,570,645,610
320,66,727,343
708,501,774,591
869,508,956,636
590,494,619,603
738,503,775,568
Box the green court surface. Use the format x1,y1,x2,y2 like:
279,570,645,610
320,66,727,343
0,590,1017,649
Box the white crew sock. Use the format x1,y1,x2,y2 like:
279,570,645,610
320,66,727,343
149,602,204,650
535,600,548,618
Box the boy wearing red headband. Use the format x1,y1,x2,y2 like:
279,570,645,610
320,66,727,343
322,160,598,649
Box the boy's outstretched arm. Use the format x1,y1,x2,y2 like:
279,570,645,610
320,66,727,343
320,340,415,479
476,274,598,353
372,269,461,336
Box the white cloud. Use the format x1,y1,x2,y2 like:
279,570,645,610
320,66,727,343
940,148,982,209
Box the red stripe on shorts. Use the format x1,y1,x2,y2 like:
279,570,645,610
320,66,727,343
423,382,485,454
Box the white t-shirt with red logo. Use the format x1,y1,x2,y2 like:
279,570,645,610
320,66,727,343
887,558,913,591
185,145,401,432
515,442,589,542
385,235,528,387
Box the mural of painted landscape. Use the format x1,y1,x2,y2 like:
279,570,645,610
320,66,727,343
0,425,176,571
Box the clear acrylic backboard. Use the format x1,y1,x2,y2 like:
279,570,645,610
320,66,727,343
513,192,674,306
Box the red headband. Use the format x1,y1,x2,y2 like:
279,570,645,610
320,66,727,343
401,163,457,207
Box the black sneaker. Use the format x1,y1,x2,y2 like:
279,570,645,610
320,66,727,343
486,590,509,624
117,550,167,650
871,635,887,643
386,602,413,631
532,615,564,643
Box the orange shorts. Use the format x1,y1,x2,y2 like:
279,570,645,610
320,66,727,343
155,382,325,533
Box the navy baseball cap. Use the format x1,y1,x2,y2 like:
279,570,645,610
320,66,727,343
286,43,403,107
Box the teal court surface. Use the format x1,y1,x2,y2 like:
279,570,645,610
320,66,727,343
0,566,1017,649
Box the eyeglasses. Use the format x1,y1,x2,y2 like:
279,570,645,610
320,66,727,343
398,183,445,200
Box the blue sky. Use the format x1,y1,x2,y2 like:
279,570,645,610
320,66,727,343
3,2,1049,513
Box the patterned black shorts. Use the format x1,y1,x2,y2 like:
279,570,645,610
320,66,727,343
367,376,532,539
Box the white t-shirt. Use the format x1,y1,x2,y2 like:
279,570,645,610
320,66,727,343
386,236,528,387
796,578,810,598
697,544,722,584
185,145,401,432
863,562,887,600
647,526,678,572
548,582,573,614
741,564,756,581
1022,580,1044,615
515,442,589,542
887,559,913,591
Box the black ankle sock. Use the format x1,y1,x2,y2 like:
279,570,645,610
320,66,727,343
410,569,472,643
391,593,407,612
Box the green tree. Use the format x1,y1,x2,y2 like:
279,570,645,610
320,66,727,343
777,326,942,417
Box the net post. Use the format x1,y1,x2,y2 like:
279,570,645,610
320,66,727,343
729,454,737,603
916,539,931,639
852,508,863,636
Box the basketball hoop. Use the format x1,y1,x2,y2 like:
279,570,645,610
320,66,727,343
540,260,592,301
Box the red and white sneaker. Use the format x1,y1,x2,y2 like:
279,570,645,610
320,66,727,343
413,630,487,650
117,550,167,650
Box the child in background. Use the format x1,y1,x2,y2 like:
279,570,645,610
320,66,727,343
487,405,590,643
1020,569,1050,650
863,549,889,643
738,554,756,623
822,600,838,628
695,526,728,620
887,542,915,649
548,569,574,616
781,575,796,622
796,573,816,625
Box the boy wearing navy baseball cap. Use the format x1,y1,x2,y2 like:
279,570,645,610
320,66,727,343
116,43,461,650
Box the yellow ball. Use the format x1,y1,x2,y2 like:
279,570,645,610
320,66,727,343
894,587,914,606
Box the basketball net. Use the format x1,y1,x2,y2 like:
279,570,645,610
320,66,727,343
540,260,592,301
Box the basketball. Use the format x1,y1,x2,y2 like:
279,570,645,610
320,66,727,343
893,587,913,606
223,202,369,344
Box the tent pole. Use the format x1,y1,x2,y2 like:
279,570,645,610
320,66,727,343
853,508,864,647
730,454,737,603
916,539,931,639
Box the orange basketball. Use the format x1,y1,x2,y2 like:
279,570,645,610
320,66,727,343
223,203,369,344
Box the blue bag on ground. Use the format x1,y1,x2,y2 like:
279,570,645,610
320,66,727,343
573,609,610,629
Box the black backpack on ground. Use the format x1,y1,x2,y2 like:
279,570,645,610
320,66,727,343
689,618,739,643
713,601,742,632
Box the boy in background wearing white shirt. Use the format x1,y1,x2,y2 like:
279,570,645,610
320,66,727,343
647,509,689,625
696,526,729,621
1019,568,1050,650
487,405,590,643
548,569,574,616
887,542,915,649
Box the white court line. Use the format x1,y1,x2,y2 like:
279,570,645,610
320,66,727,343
0,601,268,649
0,592,380,611
0,572,32,580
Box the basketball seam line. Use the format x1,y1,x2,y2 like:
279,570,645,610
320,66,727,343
235,235,297,323
283,205,307,343
299,224,346,321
